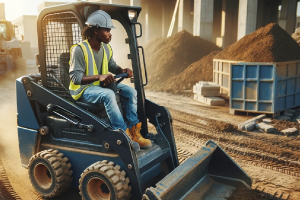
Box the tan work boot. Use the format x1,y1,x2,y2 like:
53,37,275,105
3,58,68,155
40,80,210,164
126,128,140,152
130,122,152,149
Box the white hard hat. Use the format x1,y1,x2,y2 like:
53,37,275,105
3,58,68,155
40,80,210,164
85,10,116,29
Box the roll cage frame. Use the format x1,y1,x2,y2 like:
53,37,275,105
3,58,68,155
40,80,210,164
37,2,149,134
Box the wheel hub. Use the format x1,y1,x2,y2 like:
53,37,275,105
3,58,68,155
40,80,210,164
34,163,52,189
87,177,111,200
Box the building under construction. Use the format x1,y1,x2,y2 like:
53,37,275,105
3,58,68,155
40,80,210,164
6,0,300,58
84,0,300,48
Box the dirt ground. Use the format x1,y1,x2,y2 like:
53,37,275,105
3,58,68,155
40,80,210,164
146,92,300,200
0,71,300,200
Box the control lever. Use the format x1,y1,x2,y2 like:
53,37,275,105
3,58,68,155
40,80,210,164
47,104,94,132
101,73,128,87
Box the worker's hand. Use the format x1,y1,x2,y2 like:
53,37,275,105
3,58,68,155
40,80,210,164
123,68,133,78
98,74,115,85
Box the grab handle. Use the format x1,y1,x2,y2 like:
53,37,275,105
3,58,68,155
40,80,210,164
133,22,142,38
138,46,148,86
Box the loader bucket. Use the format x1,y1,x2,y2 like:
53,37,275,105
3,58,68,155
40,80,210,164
143,140,252,200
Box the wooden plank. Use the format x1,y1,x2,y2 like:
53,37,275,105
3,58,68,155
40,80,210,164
230,108,274,116
212,70,230,75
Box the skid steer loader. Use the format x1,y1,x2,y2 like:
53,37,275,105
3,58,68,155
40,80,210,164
16,2,252,200
0,19,25,76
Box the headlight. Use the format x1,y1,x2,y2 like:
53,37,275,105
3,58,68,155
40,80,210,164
128,10,137,22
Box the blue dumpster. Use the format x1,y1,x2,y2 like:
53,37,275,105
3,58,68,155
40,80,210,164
230,61,300,116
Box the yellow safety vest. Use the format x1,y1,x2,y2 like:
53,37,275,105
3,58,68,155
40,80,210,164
69,40,112,100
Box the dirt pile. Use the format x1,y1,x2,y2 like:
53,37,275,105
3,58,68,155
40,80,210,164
145,30,221,91
214,23,300,62
163,50,220,94
228,186,270,200
144,37,166,58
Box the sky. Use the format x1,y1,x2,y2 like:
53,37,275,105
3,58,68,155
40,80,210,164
0,0,77,21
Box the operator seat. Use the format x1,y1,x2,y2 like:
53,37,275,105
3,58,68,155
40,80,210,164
59,53,122,118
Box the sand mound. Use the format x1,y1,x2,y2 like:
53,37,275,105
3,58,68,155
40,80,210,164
214,23,300,62
145,30,221,90
144,37,166,58
164,51,220,94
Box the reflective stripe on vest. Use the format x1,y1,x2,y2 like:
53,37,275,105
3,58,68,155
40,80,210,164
69,40,112,100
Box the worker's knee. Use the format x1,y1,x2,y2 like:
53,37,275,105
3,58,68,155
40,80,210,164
125,86,137,98
129,88,137,97
103,90,116,103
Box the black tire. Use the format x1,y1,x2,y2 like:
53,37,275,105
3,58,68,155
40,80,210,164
79,160,131,200
28,149,73,198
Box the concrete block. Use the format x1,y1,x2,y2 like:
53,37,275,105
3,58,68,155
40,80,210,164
238,123,245,130
282,128,299,137
196,85,220,97
206,97,225,106
196,95,225,106
263,118,272,123
254,114,266,122
256,123,276,133
197,82,209,87
198,81,218,86
245,121,256,131
197,95,206,104
238,114,266,131
238,120,250,130
194,82,220,97
194,93,198,100
193,85,197,93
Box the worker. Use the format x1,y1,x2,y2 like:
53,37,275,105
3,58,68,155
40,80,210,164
69,10,152,151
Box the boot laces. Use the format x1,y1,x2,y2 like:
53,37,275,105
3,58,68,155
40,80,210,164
126,130,134,139
128,134,133,139
134,128,143,138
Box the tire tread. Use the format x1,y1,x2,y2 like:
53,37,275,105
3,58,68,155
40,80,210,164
28,149,73,198
79,161,131,200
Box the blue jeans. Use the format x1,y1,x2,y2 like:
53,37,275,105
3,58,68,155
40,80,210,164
81,83,139,131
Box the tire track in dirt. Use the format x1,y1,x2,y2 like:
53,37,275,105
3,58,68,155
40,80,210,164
173,119,300,177
168,107,300,175
170,108,300,154
0,158,21,200
173,128,294,200
172,117,300,199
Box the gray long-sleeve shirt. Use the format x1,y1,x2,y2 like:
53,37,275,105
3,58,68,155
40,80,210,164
69,44,120,85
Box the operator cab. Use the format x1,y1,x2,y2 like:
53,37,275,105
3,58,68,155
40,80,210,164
0,20,15,41
38,3,147,128
0,21,7,40
38,3,145,122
